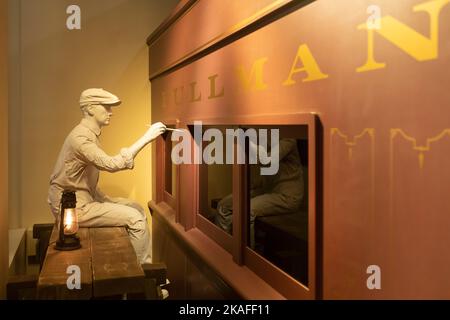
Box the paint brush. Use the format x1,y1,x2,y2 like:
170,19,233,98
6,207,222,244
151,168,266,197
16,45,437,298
146,125,186,133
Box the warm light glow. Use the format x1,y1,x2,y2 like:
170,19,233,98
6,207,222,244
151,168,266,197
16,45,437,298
64,208,79,235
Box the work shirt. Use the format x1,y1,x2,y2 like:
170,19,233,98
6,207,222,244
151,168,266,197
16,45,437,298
48,119,134,216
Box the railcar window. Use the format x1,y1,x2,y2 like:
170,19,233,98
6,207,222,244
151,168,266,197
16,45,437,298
198,126,234,236
164,129,177,199
246,125,309,285
183,117,315,298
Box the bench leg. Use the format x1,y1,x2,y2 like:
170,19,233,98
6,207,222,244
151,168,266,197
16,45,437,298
141,262,168,300
7,274,38,300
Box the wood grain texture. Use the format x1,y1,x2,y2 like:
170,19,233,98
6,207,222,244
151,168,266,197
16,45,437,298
37,227,92,300
90,227,145,297
37,227,145,299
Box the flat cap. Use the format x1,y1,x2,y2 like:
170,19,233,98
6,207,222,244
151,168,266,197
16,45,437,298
79,88,121,107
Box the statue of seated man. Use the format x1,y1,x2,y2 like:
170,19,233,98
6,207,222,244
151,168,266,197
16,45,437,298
48,88,166,264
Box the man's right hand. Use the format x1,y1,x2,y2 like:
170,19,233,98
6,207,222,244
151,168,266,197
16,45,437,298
144,122,166,143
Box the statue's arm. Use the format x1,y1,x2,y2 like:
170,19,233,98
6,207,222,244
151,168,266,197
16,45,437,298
127,122,166,158
74,122,166,173
75,135,134,173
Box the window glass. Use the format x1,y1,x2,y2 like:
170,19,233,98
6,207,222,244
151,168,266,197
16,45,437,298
203,163,233,231
247,126,309,285
164,130,177,198
171,148,177,199
197,126,234,235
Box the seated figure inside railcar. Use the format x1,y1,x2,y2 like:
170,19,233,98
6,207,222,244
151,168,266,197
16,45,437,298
216,138,304,244
214,136,308,284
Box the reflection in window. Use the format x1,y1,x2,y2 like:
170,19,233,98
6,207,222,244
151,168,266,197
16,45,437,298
249,129,308,285
171,150,177,199
203,163,233,231
164,130,177,198
198,126,233,235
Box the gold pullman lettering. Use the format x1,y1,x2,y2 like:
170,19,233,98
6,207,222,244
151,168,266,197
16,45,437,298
161,0,448,106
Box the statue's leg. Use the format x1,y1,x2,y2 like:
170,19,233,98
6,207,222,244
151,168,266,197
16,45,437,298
216,194,234,234
78,201,151,264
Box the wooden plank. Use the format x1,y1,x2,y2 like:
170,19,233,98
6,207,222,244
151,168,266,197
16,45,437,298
90,227,145,297
37,227,92,299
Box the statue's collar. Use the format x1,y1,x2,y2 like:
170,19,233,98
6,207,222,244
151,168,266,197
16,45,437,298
80,119,101,136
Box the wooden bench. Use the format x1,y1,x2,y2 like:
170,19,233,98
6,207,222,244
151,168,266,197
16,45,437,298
37,226,146,299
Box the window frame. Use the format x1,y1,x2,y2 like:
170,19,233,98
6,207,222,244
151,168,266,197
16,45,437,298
195,125,237,254
156,113,318,299
156,122,178,213
241,119,316,299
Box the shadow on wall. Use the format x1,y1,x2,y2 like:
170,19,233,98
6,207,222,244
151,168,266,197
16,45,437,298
8,0,179,229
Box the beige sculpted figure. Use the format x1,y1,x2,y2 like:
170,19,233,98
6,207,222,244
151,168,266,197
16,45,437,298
48,88,166,264
216,138,304,248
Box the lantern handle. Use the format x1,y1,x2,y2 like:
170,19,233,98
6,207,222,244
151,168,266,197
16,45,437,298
58,198,65,242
